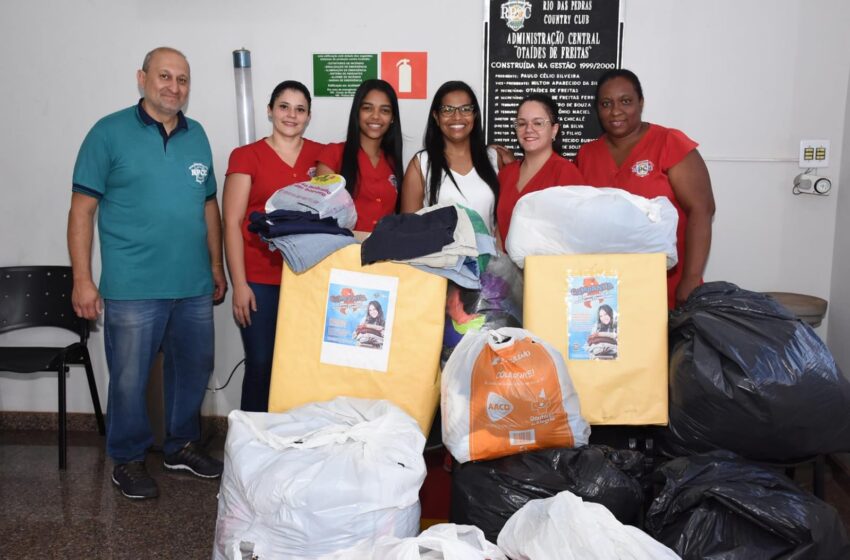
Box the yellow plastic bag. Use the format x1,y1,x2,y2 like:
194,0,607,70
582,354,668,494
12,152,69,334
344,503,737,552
523,254,668,425
268,244,446,434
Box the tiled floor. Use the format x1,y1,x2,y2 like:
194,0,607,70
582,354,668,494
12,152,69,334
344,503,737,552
0,430,223,559
1,428,849,559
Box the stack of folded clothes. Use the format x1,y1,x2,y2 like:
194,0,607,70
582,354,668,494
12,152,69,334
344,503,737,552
361,204,496,289
247,209,356,273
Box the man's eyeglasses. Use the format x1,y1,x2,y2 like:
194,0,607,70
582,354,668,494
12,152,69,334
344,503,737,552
438,104,476,116
513,118,552,130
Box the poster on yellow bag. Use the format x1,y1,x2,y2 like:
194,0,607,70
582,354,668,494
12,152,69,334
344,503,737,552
567,275,619,361
268,244,446,434
524,254,668,425
321,269,398,372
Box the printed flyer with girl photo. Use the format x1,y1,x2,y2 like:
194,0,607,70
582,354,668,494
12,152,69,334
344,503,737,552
566,274,619,361
321,269,399,372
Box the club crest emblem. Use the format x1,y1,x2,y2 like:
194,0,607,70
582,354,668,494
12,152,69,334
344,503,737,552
631,160,654,178
189,162,209,184
501,0,532,32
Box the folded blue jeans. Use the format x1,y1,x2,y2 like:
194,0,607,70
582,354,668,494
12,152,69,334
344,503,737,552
270,233,358,273
103,294,214,463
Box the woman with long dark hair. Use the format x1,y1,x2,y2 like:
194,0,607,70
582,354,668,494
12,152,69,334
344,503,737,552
222,80,323,411
317,79,403,231
354,300,386,348
587,303,618,359
400,80,501,233
595,304,616,333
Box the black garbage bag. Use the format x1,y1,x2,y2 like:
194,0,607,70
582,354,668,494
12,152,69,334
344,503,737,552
662,281,850,461
646,451,850,560
450,445,645,543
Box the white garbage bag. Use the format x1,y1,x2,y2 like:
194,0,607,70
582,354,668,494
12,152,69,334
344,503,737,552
213,398,426,560
265,173,357,229
442,327,590,463
321,524,507,560
497,491,681,560
506,186,679,269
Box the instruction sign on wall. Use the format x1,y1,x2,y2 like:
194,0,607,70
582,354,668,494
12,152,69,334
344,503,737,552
381,52,428,99
313,53,378,97
484,0,622,158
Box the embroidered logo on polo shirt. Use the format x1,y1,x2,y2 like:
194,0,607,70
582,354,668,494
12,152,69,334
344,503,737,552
307,166,317,178
389,174,398,190
189,162,209,184
631,160,654,178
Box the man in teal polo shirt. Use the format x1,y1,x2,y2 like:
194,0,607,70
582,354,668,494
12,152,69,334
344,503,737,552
68,47,227,500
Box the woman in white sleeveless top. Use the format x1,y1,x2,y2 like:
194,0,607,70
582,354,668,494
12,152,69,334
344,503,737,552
400,81,505,233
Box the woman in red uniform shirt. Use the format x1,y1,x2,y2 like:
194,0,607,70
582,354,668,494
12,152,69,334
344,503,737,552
222,80,324,411
317,79,403,232
577,69,715,308
497,93,584,248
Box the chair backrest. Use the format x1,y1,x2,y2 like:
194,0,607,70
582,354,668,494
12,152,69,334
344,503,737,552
0,266,88,340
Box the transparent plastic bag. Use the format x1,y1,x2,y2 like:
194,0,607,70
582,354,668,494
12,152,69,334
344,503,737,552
265,173,357,230
506,186,678,269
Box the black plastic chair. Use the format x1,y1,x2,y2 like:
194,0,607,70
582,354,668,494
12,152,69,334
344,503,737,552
0,266,105,469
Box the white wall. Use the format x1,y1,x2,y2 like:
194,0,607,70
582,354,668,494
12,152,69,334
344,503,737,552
622,0,849,308
1,0,848,415
828,72,850,373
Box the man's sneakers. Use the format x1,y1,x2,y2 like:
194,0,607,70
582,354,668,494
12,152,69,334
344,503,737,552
163,442,224,479
112,461,159,499
112,443,221,500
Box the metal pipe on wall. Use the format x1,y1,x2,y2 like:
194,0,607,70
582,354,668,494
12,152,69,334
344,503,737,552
232,48,256,146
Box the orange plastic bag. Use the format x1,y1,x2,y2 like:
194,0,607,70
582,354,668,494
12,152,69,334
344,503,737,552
442,328,590,463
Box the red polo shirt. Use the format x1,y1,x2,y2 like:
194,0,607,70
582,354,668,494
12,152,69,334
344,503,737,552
318,142,398,232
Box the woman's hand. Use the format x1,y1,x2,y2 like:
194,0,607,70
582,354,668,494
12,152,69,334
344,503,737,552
316,162,335,177
231,283,257,328
676,273,702,307
222,171,252,320
668,149,715,307
400,154,426,213
490,144,516,169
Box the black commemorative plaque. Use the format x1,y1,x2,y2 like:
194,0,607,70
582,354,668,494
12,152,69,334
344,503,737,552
484,0,622,158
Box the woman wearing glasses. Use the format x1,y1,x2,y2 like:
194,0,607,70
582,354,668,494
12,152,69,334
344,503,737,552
317,79,403,232
400,81,501,233
577,69,715,308
496,93,584,248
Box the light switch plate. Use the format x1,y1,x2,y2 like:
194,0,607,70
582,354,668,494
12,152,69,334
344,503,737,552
799,139,830,168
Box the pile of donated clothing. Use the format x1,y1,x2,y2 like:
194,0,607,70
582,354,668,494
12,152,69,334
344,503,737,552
249,174,358,273
213,179,850,559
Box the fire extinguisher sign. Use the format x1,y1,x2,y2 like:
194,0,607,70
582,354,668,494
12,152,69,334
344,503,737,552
380,52,427,99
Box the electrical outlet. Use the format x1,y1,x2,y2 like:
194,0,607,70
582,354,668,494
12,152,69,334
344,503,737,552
793,173,831,195
799,139,830,168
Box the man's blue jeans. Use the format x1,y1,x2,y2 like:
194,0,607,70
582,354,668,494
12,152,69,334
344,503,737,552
104,295,214,463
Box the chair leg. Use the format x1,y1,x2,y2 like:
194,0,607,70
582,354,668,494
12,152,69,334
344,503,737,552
82,347,106,435
58,363,67,470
